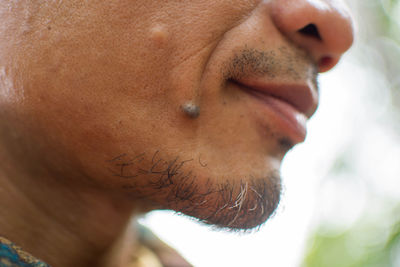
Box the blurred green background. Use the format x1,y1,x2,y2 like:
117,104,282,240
302,0,400,266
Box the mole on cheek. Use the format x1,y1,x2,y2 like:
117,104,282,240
150,25,169,47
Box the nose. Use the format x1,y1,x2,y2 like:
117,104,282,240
270,0,355,72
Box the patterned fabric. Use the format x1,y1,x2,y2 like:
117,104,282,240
0,237,49,267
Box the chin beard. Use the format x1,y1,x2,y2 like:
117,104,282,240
110,152,282,231
168,172,282,231
143,171,282,231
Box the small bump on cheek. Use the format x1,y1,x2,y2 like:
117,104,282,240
150,25,169,47
182,102,200,119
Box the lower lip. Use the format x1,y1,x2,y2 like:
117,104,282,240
234,83,308,144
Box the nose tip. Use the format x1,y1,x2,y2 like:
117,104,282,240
270,0,355,72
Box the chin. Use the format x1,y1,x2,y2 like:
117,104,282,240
107,147,282,231
174,171,282,231
143,162,282,231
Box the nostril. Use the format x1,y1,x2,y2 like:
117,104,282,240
298,24,322,41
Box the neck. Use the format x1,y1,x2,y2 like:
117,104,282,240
0,157,140,267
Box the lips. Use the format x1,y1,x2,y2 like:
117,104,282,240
230,78,318,143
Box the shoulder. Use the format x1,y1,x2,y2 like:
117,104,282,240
132,224,193,267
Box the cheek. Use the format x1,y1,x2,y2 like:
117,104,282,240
2,0,266,187
20,86,196,190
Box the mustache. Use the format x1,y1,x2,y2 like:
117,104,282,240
223,46,319,89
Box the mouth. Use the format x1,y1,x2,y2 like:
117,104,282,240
229,78,318,144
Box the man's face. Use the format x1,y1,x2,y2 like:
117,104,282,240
0,0,353,230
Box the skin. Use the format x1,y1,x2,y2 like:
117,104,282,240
0,0,354,266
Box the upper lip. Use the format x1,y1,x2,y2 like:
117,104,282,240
232,78,318,118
